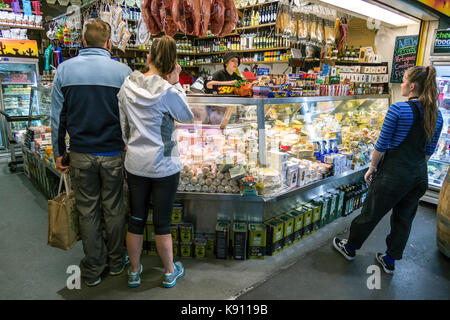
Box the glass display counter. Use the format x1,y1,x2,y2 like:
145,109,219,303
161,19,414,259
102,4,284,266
176,94,390,231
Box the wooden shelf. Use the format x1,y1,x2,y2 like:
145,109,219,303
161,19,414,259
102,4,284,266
236,23,276,31
0,8,43,15
237,0,279,11
0,23,44,30
195,47,290,56
241,60,288,64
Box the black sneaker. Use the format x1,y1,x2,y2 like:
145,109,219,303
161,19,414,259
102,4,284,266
333,237,356,261
84,277,101,287
376,253,395,275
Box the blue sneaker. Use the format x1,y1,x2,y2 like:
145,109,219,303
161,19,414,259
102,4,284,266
162,262,184,288
127,263,143,288
110,253,130,276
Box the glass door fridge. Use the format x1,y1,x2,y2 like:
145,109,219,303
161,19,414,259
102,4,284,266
0,57,41,149
422,59,450,204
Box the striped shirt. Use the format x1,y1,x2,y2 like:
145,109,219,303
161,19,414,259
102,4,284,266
374,99,444,156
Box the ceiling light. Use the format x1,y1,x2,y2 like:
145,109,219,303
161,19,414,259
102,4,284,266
319,0,418,27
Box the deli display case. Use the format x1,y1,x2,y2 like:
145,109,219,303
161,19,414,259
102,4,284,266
176,94,390,232
422,60,450,204
0,57,42,148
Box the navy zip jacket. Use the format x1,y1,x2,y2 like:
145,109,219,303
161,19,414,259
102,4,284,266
50,47,132,157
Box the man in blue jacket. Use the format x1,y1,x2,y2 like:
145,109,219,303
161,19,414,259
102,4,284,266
50,18,132,287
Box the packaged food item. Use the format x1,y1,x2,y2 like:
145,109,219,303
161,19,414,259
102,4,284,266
316,18,324,43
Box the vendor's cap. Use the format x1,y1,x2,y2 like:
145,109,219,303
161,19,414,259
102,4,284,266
223,52,241,68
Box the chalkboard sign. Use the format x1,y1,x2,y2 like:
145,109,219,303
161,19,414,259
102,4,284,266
433,29,450,55
390,35,419,83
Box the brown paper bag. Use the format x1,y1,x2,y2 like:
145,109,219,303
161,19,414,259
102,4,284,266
47,172,80,250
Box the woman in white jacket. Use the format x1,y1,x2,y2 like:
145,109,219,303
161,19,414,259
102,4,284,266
118,36,194,288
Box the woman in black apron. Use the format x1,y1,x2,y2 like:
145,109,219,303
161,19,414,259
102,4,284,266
333,65,443,274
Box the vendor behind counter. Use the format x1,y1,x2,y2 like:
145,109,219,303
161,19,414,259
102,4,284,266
204,52,243,94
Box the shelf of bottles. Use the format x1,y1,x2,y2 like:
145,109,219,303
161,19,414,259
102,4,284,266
239,1,278,28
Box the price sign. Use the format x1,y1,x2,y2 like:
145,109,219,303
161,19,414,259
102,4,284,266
390,35,419,83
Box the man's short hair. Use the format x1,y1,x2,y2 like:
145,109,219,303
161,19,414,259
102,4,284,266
82,18,111,47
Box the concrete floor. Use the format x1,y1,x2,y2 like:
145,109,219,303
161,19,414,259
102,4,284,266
0,159,449,300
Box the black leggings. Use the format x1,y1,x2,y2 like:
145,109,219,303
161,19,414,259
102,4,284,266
126,171,180,235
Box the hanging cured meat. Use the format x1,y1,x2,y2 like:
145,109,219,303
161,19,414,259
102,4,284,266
200,0,212,37
141,0,239,38
160,0,179,37
219,0,238,37
142,0,162,35
151,0,163,31
192,0,201,37
172,0,195,35
210,0,225,36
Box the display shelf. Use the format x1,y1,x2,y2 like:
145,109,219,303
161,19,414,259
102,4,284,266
429,158,450,165
0,23,44,30
237,0,279,10
176,165,367,202
185,94,390,105
0,8,43,15
195,47,291,56
236,23,276,31
2,82,34,85
241,60,288,64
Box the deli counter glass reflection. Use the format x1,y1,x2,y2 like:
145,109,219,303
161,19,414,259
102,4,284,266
176,95,390,197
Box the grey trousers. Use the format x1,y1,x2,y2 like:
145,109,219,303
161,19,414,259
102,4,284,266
69,151,126,281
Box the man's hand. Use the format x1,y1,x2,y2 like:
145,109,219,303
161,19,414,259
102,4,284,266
364,167,376,184
56,155,70,172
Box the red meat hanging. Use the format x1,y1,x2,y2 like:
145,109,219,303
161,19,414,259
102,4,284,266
160,0,179,37
200,0,212,37
142,0,162,35
219,0,238,37
172,0,195,35
210,0,225,36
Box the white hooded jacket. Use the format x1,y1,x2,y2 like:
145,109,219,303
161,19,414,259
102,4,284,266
118,71,194,178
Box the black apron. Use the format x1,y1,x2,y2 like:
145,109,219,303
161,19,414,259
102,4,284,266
348,100,429,260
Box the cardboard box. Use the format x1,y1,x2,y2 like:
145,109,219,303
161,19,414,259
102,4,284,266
336,190,345,218
265,218,284,256
206,233,215,257
301,206,313,238
194,237,207,259
170,224,179,242
232,222,248,260
287,209,304,243
278,214,294,248
309,202,322,233
323,195,333,227
180,242,193,258
248,223,266,260
173,241,179,257
215,221,230,259
179,223,194,242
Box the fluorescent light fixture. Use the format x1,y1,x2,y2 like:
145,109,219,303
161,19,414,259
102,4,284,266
319,0,418,27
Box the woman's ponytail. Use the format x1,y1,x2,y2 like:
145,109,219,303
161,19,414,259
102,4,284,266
405,65,438,142
150,35,177,77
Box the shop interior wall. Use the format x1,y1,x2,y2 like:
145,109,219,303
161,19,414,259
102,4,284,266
374,23,421,103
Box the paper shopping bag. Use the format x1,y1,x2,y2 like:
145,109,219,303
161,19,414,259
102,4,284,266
47,172,80,250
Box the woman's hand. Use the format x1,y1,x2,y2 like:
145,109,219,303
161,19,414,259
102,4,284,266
364,167,376,184
166,64,182,84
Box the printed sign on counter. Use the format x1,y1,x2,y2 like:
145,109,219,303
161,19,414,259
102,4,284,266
390,35,419,83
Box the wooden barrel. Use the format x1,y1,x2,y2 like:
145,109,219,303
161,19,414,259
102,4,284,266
437,167,450,258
